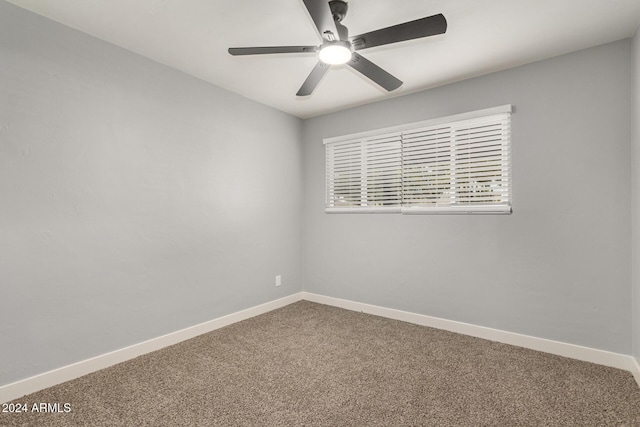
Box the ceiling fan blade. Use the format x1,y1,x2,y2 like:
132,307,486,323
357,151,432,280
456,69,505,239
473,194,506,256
350,13,447,51
335,21,349,41
296,61,331,96
229,46,318,56
347,52,402,91
302,0,339,41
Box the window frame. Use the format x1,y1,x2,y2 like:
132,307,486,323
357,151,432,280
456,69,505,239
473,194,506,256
324,105,512,215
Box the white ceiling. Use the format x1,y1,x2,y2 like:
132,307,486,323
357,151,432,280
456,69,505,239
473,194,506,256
6,0,640,118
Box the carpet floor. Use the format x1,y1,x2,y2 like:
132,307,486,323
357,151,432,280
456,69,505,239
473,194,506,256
2,300,640,426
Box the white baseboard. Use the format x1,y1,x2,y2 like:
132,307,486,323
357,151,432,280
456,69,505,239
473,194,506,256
2,291,638,404
301,292,637,374
0,293,304,404
632,357,640,388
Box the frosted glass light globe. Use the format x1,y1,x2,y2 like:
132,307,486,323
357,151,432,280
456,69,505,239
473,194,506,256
319,42,352,65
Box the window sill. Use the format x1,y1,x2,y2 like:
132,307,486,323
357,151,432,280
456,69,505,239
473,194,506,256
325,206,512,215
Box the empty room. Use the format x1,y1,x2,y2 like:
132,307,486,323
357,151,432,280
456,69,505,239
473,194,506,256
2,0,640,425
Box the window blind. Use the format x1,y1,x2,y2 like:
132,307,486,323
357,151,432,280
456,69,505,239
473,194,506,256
325,106,511,214
326,132,402,212
401,113,511,214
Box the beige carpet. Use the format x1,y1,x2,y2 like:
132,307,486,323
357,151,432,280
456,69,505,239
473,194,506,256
2,300,639,426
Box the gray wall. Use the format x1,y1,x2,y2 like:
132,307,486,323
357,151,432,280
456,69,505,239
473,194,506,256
302,40,632,354
632,28,640,362
0,1,303,386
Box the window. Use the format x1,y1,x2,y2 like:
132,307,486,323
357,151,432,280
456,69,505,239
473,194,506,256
325,105,511,214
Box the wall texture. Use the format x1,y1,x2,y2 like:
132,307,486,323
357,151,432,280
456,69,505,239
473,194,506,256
302,40,632,354
632,28,640,363
0,1,303,386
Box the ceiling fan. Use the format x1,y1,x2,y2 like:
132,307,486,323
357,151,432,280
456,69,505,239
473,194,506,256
228,0,447,96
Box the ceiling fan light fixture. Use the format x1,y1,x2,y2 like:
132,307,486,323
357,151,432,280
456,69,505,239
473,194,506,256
319,41,352,65
228,0,447,96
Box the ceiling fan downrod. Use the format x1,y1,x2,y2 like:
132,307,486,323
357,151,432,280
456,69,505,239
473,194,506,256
329,0,348,23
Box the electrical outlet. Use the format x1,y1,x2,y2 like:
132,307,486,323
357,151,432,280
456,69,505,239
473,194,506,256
275,275,281,287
